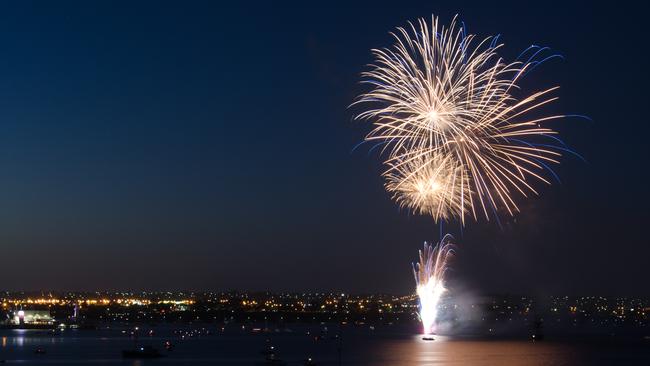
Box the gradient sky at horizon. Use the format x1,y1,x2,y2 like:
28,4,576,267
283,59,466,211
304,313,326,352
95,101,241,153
0,1,647,296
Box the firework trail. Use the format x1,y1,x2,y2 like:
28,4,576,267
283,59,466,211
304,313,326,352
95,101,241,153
355,15,571,223
413,235,454,335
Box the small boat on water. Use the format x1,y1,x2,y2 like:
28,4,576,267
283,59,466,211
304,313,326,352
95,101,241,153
531,319,544,341
34,346,47,354
303,356,318,365
422,336,435,341
260,344,276,356
259,344,286,365
164,340,174,351
122,346,163,359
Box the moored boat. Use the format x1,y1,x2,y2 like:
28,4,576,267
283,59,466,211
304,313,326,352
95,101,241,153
122,346,163,359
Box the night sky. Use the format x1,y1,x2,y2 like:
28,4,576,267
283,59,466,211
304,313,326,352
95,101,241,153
0,1,647,296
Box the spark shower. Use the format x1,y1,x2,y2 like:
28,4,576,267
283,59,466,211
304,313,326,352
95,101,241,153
413,236,454,335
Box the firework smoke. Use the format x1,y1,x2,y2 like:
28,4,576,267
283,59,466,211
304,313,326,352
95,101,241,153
413,235,454,335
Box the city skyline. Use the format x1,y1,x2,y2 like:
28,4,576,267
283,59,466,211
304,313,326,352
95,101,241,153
0,1,648,297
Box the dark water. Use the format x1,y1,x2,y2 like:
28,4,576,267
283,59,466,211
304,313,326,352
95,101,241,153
0,324,648,365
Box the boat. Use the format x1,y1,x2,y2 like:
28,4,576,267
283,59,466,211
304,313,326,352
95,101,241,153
164,340,174,351
122,346,163,359
34,346,47,354
260,344,276,356
264,356,287,365
422,336,435,341
303,357,318,365
531,319,544,341
260,345,286,365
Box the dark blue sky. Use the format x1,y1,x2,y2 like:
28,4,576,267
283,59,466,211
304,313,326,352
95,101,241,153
0,1,647,295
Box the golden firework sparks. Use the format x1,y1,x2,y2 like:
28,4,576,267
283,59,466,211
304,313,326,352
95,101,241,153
384,153,470,221
355,15,569,223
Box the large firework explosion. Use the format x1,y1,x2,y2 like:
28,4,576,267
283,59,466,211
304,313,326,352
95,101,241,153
355,15,569,223
413,235,454,335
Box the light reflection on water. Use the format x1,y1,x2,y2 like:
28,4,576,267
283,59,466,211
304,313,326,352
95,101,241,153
348,334,648,365
367,335,579,366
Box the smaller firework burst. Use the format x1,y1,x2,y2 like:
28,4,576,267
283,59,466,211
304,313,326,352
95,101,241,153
413,235,454,335
384,153,470,221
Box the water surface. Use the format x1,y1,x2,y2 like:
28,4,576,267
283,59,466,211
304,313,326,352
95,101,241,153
0,325,647,365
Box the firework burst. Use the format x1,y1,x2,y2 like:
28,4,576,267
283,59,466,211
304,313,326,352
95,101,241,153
355,15,569,223
384,153,469,221
413,235,454,335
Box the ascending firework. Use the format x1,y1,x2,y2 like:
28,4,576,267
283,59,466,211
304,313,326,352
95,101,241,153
413,235,454,335
355,15,570,223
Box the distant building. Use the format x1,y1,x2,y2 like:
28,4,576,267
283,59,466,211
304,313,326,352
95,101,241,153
12,310,54,326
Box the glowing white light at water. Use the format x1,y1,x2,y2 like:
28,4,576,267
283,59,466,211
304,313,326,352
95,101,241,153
413,235,454,335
